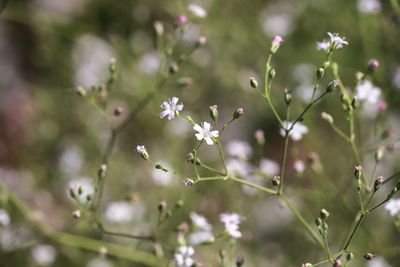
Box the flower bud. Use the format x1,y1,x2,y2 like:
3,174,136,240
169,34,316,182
333,259,342,267
236,256,245,267
374,176,385,191
69,187,77,199
364,253,375,261
186,116,195,124
209,105,219,122
98,164,107,180
317,68,325,79
183,178,194,187
113,107,123,116
186,152,201,165
268,68,276,79
346,252,354,261
176,15,188,25
109,57,117,73
375,146,385,162
327,80,340,92
254,129,265,145
197,36,207,46
158,201,167,213
169,62,179,74
351,96,359,110
272,176,281,186
72,210,81,219
87,194,93,202
155,163,168,172
315,218,322,226
355,71,364,82
233,107,244,119
301,263,313,267
322,61,330,69
320,208,330,220
177,76,193,87
75,86,87,96
284,89,292,105
368,59,379,72
153,21,164,36
250,77,258,89
136,145,149,160
99,246,108,257
270,35,284,54
321,112,334,124
354,165,362,180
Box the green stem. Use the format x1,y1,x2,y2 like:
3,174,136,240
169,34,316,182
278,133,289,194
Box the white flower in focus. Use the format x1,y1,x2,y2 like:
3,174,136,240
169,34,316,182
136,145,146,154
384,199,400,216
367,257,391,267
259,159,280,177
104,201,135,223
188,4,207,18
327,32,348,49
32,244,56,266
0,209,10,226
193,122,219,145
67,177,95,203
280,121,309,141
358,0,381,14
294,160,306,174
174,246,195,267
188,231,214,245
190,212,212,231
220,213,245,239
226,140,252,159
316,40,331,51
160,97,184,120
356,80,381,104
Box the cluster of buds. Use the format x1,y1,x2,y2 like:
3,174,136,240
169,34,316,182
316,208,330,236
272,176,281,187
354,165,363,192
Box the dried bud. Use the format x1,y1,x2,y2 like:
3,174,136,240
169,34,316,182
114,107,123,116
317,67,325,79
321,112,334,124
327,80,340,92
158,201,167,213
368,59,379,72
364,253,375,261
153,21,164,36
272,176,281,186
375,146,385,162
270,35,284,54
236,256,245,267
72,210,81,219
320,208,330,220
254,129,265,145
209,105,219,122
197,36,207,46
249,77,258,89
233,107,244,119
354,165,362,180
169,62,179,74
183,178,194,187
284,89,292,105
374,176,385,191
136,145,149,160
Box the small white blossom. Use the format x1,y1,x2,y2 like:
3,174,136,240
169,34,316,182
160,97,184,120
280,121,309,141
104,201,135,223
294,160,306,174
384,199,400,216
0,209,10,226
316,40,331,51
190,212,212,231
136,145,147,154
220,213,245,239
358,0,381,14
259,159,280,177
188,4,207,18
327,32,348,49
356,80,381,104
32,244,56,266
174,246,195,267
193,122,219,145
226,140,252,159
188,231,215,245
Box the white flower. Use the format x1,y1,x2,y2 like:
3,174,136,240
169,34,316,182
220,213,245,239
327,32,348,49
160,97,184,120
259,159,280,177
193,122,219,145
226,140,252,159
67,177,95,203
358,0,381,14
280,121,309,141
316,40,331,51
104,201,135,223
294,160,306,174
190,212,212,231
188,4,207,18
0,209,10,226
174,246,195,267
32,244,56,266
226,159,253,177
384,199,400,216
188,231,215,245
136,145,146,154
356,80,381,104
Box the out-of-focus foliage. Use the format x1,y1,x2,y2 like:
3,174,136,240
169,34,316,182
0,0,400,266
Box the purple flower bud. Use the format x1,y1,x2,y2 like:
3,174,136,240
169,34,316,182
368,59,380,71
233,107,244,119
176,15,188,25
254,129,265,145
114,107,123,116
333,259,342,267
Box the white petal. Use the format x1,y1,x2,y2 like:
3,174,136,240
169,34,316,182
203,122,211,131
193,124,203,133
176,104,184,111
195,133,203,141
210,130,219,138
171,97,179,105
205,137,214,145
160,110,170,119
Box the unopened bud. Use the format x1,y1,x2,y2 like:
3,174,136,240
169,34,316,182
98,164,107,179
183,178,194,187
176,15,188,25
374,176,385,191
355,71,365,81
197,36,207,46
177,222,189,233
272,176,280,186
301,263,313,267
368,59,379,72
254,129,265,145
209,105,219,122
153,21,164,36
114,107,123,116
109,57,117,72
354,165,362,180
136,145,149,160
284,89,292,105
346,252,354,261
333,259,342,267
249,77,258,89
158,201,167,213
169,62,179,74
155,163,168,172
363,253,375,261
99,246,108,257
72,210,81,219
270,35,284,54
236,256,245,267
233,107,244,119
315,218,322,226
75,86,87,96
375,146,385,162
69,187,77,199
321,112,334,124
269,68,276,79
327,80,340,92
320,208,330,220
317,67,325,79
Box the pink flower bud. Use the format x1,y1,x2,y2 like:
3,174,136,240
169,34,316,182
368,59,379,71
378,101,388,112
177,15,188,25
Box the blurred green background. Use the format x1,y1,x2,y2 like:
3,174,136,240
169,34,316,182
0,0,400,266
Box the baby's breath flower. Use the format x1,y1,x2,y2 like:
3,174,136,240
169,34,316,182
104,201,135,223
188,231,214,245
294,160,306,174
280,121,309,141
174,246,195,267
220,213,245,239
31,244,56,266
259,159,280,177
358,0,381,14
193,122,219,145
316,40,331,51
188,4,207,18
190,212,212,231
160,97,184,120
136,145,149,160
384,198,400,216
356,80,381,104
327,32,348,49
